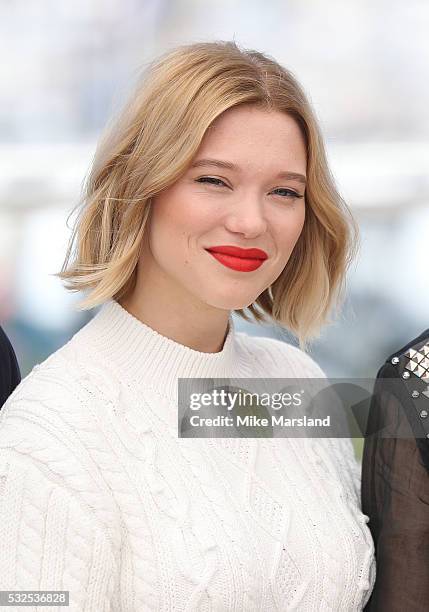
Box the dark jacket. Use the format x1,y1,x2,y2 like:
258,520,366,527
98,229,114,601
362,328,429,611
0,326,21,408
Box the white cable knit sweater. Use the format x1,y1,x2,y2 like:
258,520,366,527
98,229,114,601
0,300,375,611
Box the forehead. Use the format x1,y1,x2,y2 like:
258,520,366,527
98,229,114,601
197,106,307,172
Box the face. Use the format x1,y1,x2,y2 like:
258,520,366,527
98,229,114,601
136,104,307,314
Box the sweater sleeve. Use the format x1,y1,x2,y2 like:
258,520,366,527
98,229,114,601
0,448,117,612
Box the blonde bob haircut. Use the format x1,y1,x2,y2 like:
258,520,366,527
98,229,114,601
58,40,359,349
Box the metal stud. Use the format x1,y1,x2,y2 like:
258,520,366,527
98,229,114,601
412,390,420,398
391,357,400,365
406,360,418,372
402,371,411,379
415,365,426,377
420,410,428,419
422,345,429,356
426,433,429,439
420,358,429,370
412,352,424,364
405,349,417,358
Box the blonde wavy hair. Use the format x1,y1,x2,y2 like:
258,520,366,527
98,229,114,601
58,40,359,349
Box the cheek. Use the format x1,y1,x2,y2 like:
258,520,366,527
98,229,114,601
149,191,185,239
148,192,210,262
271,207,305,264
277,203,305,240
297,205,306,235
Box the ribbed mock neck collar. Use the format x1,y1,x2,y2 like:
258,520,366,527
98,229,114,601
73,299,247,401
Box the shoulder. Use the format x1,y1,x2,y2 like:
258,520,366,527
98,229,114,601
0,338,121,541
386,327,429,365
375,327,429,407
0,345,81,460
1,340,86,421
2,326,118,417
0,335,114,482
236,331,326,378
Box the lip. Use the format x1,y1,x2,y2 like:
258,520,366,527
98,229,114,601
205,245,268,259
205,245,268,272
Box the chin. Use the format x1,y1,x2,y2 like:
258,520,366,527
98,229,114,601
205,295,258,311
197,284,261,311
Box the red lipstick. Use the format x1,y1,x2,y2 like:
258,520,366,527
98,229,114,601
205,245,268,272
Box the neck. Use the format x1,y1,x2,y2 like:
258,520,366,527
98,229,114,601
118,294,230,354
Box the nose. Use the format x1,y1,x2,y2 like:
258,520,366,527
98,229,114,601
222,194,268,238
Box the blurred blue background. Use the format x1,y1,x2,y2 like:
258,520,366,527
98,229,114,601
1,0,428,383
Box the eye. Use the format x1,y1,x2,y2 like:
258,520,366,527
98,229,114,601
195,177,304,200
272,188,304,200
195,176,228,187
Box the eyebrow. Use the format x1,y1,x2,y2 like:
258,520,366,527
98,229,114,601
190,158,307,185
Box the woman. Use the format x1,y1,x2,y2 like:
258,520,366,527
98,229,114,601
0,41,375,610
362,328,429,611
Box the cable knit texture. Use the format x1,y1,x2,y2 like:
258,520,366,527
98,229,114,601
0,300,375,611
